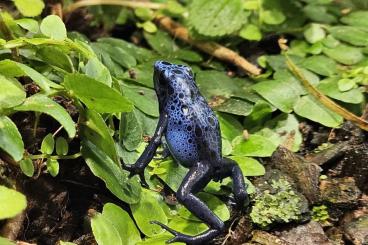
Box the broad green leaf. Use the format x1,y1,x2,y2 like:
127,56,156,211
91,42,137,69
217,113,243,141
328,26,368,46
341,11,368,28
122,84,159,117
156,160,188,191
303,4,337,24
130,189,167,237
0,75,26,110
317,77,363,104
19,158,34,177
229,156,265,176
239,24,262,41
120,109,143,151
14,94,76,138
0,116,24,161
338,78,356,92
302,55,337,76
166,217,207,236
172,49,203,63
123,61,154,88
252,80,300,113
178,193,230,221
37,46,74,73
59,242,77,245
262,10,286,25
0,237,15,245
0,59,62,92
46,159,59,177
85,57,112,86
56,137,68,156
135,8,154,21
188,0,248,36
137,234,184,245
80,109,119,164
15,18,39,33
91,212,122,245
81,140,141,204
304,24,326,44
232,134,278,157
13,0,44,17
40,15,67,41
323,44,364,65
0,185,27,219
138,21,157,33
41,133,54,155
144,30,176,54
64,74,133,113
244,101,273,130
213,98,253,116
293,95,343,127
102,203,141,245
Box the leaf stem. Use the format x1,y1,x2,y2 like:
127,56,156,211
285,54,368,131
64,0,165,14
29,152,82,160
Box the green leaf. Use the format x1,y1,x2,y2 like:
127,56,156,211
213,98,253,116
178,193,230,221
303,4,337,24
229,156,265,176
46,159,59,177
55,137,68,156
85,57,112,86
41,133,54,155
144,30,176,55
293,95,343,127
13,0,44,17
59,242,77,245
262,10,286,25
0,185,27,220
15,18,39,33
91,212,122,245
0,75,26,110
14,94,76,138
337,78,356,92
120,109,143,151
138,21,157,33
102,203,141,245
37,46,74,73
81,140,141,204
122,84,159,117
239,24,262,41
217,113,243,141
0,59,62,92
156,160,188,191
19,158,34,177
80,109,119,164
130,189,168,237
323,44,364,65
188,0,248,37
341,11,368,28
135,8,154,21
40,15,67,41
92,42,137,69
302,55,337,76
304,24,325,44
252,80,300,113
64,74,133,113
328,26,368,46
0,116,24,161
232,134,278,157
0,237,16,245
317,77,363,104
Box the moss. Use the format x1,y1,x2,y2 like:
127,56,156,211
250,178,304,228
312,205,329,223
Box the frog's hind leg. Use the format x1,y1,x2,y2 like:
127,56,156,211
151,161,225,244
220,158,249,208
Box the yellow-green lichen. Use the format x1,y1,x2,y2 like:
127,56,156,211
250,178,304,228
312,205,329,222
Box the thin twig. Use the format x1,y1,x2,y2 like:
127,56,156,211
155,16,262,76
286,54,368,131
64,0,165,14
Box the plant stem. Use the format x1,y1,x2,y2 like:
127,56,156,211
65,0,165,14
29,152,82,160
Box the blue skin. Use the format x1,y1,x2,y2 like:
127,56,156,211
123,61,248,244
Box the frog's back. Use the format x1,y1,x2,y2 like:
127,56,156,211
164,77,222,167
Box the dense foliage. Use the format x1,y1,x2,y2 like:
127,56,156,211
0,0,367,244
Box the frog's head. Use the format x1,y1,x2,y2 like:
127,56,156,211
153,60,196,106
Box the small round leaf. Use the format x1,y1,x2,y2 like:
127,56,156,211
19,158,34,177
40,15,67,40
56,137,68,156
41,133,54,155
46,159,59,177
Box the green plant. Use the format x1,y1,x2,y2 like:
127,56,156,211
312,205,330,223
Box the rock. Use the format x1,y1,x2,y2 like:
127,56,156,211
320,177,361,209
278,221,333,245
251,230,290,245
343,215,368,245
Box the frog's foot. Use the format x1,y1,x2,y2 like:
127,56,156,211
122,164,149,188
153,147,171,160
150,221,221,245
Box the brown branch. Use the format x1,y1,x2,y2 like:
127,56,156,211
286,55,368,131
155,16,262,76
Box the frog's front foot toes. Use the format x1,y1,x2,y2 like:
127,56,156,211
122,165,149,188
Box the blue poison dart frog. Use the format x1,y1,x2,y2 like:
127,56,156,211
123,61,249,244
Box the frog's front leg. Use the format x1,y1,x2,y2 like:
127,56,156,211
151,161,225,244
122,114,168,187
